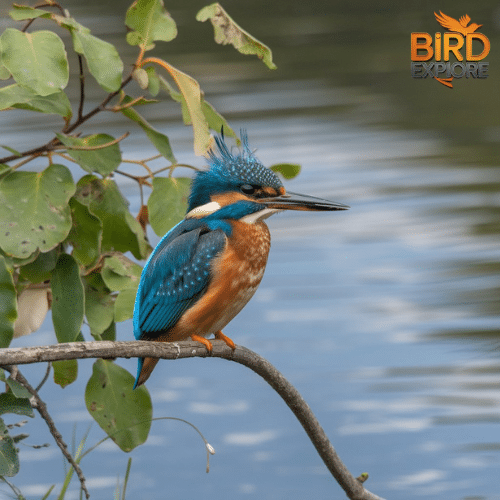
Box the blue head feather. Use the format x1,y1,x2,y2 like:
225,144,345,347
188,130,283,211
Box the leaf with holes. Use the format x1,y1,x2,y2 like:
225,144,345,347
85,359,152,452
0,29,69,96
197,3,276,69
0,164,75,259
148,177,190,237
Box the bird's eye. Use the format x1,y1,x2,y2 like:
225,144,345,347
240,184,256,195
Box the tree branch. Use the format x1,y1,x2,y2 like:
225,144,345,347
0,341,384,500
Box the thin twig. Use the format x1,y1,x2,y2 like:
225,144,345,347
20,1,66,32
2,365,90,499
0,341,384,500
36,363,51,392
115,169,153,188
76,55,85,123
55,132,130,151
0,74,134,165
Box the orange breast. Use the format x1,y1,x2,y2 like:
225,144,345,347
167,220,271,340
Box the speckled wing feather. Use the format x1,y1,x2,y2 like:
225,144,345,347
133,219,227,340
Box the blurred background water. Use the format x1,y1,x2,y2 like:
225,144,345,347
1,0,500,499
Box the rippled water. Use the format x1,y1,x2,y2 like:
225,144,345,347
1,1,500,499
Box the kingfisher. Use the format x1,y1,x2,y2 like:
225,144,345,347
133,131,348,388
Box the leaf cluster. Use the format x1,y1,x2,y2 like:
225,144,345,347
0,0,299,491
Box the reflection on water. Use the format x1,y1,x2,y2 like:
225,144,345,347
1,0,500,499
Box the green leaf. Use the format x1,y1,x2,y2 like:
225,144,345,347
56,133,122,177
120,98,175,163
51,254,84,343
0,393,34,417
85,359,152,452
74,176,150,260
114,288,137,323
83,273,115,336
53,359,78,388
67,198,102,267
0,256,16,348
145,66,160,96
9,5,52,21
0,39,11,80
197,3,276,69
0,164,75,259
0,84,72,118
72,31,123,92
101,255,142,292
270,163,301,180
148,177,190,237
0,146,19,157
100,255,141,324
201,99,238,140
155,68,210,156
0,29,69,96
5,378,31,399
100,321,116,341
125,0,177,49
19,249,58,283
0,417,19,476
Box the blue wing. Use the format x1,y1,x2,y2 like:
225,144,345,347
133,218,227,340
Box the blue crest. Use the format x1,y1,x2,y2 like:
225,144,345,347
188,130,283,211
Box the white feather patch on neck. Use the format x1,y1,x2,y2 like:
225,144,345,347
186,201,221,218
241,208,282,224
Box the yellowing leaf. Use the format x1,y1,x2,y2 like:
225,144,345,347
197,3,276,69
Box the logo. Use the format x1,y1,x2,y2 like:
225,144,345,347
411,11,490,88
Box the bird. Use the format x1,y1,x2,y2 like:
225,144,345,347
434,11,482,36
133,131,349,388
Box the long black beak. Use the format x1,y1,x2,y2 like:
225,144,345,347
264,191,349,211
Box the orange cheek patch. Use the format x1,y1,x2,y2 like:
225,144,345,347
212,192,252,206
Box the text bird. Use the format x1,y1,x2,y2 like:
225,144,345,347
133,131,348,387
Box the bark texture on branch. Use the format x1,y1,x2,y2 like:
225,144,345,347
0,340,384,500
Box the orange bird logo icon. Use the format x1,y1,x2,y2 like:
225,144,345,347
434,11,482,36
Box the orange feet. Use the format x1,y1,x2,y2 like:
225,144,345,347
189,331,236,352
214,330,236,350
190,334,213,353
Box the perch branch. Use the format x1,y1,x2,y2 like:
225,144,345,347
0,341,384,500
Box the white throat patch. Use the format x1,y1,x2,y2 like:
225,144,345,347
186,201,221,218
241,208,282,224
